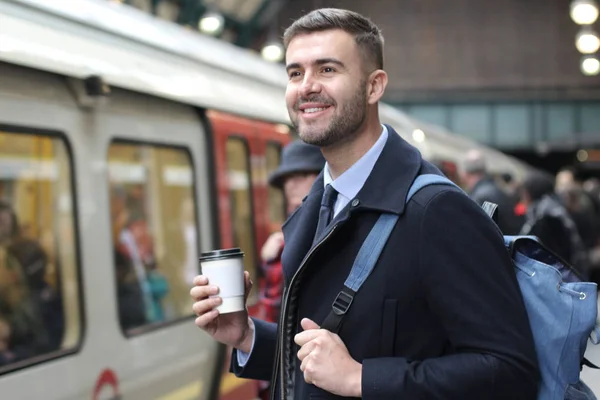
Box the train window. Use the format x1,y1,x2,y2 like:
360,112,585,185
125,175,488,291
108,143,198,334
225,138,258,299
265,143,286,228
0,128,80,370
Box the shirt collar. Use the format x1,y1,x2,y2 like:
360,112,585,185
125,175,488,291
323,125,389,200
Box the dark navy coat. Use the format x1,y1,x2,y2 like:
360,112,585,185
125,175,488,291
233,125,539,399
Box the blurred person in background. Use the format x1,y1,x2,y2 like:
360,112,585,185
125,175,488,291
519,172,589,277
8,238,63,351
460,150,521,234
557,184,598,253
554,170,600,285
499,172,525,230
257,139,325,400
555,167,576,194
430,158,460,185
0,201,49,360
582,178,600,286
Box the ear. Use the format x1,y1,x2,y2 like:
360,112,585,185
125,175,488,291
367,69,388,105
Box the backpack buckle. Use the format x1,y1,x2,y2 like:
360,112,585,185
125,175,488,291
332,290,354,316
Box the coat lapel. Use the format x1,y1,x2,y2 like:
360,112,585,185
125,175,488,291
281,179,323,281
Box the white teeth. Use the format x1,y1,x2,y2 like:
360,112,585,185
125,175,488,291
304,107,327,113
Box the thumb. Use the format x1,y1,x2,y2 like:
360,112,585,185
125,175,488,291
243,271,252,301
301,318,320,331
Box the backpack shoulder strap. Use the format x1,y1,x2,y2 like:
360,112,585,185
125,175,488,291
321,174,458,333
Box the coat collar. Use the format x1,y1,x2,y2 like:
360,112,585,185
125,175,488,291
352,124,423,215
280,125,424,278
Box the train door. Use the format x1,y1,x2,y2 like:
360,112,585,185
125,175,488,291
208,111,261,400
209,111,290,400
0,62,92,400
92,87,221,400
0,62,222,399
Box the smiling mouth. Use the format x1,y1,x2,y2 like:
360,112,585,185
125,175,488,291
305,107,327,113
300,106,331,114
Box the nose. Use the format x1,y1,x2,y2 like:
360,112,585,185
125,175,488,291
298,73,321,97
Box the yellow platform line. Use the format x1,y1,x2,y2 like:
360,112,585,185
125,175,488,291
219,372,253,394
156,381,203,400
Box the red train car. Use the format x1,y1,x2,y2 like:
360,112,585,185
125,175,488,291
209,111,291,399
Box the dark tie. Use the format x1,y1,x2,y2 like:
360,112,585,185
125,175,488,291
314,184,338,243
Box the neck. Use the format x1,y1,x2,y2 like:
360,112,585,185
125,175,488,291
322,116,382,180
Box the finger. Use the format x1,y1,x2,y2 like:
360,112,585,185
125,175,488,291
300,355,311,376
192,297,222,316
297,340,317,361
194,309,219,328
294,329,323,346
244,271,252,286
190,285,219,301
193,275,208,286
244,271,253,293
301,318,320,331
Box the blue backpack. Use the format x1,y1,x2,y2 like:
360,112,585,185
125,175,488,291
321,174,600,400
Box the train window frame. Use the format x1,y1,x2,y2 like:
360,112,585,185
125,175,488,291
0,123,85,376
224,135,259,304
265,141,286,227
107,138,202,338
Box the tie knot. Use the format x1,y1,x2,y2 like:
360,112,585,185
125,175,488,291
322,184,338,208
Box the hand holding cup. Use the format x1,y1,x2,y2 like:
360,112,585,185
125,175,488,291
190,248,254,352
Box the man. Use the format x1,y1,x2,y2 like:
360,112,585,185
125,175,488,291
460,149,521,234
191,8,539,399
260,139,325,324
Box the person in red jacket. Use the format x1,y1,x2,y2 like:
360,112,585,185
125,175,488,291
258,139,325,398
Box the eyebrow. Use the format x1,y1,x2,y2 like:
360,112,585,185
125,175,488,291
285,58,346,72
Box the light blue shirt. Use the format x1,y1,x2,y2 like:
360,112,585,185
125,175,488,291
324,125,388,217
237,125,388,367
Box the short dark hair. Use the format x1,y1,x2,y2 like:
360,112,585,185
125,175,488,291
522,172,555,202
283,8,384,70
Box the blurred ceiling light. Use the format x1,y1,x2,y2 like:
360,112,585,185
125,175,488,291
580,55,600,75
412,129,426,143
576,27,600,53
577,149,589,162
261,41,284,62
199,11,224,36
570,0,599,25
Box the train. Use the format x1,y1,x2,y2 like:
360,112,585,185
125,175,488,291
0,0,537,399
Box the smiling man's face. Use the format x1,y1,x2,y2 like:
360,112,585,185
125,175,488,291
285,29,369,147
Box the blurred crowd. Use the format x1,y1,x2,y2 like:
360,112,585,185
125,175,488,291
435,150,599,284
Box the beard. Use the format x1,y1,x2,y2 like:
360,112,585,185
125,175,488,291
290,82,368,148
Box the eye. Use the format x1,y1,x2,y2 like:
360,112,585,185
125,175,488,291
288,71,302,79
322,67,335,73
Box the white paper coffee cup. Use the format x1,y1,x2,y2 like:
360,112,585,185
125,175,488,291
199,248,245,314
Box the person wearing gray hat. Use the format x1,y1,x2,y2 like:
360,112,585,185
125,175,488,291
258,139,325,399
260,139,325,269
268,139,326,214
269,140,326,188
